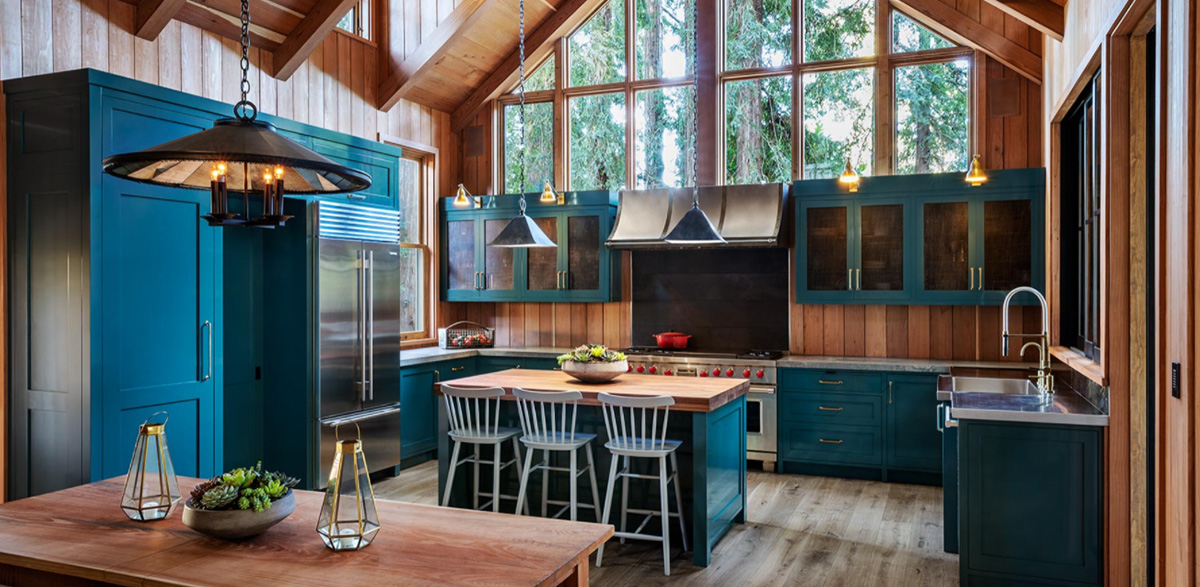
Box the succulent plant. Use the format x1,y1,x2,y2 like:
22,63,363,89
222,466,258,488
557,344,627,365
200,484,240,510
189,477,221,503
238,487,272,513
262,479,290,500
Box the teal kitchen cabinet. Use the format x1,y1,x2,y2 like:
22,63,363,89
440,192,620,303
885,374,942,473
400,357,477,464
959,420,1101,586
476,356,559,373
778,368,941,483
311,137,399,209
795,169,1044,305
796,197,910,304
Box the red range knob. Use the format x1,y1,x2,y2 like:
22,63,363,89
636,365,645,373
649,366,658,374
712,368,721,377
700,370,708,377
755,369,765,379
627,364,633,372
726,368,735,377
664,369,673,376
743,368,752,378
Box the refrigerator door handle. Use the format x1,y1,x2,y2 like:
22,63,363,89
321,405,401,428
367,249,375,402
359,249,368,402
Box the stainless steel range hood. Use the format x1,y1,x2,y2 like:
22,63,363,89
606,183,789,248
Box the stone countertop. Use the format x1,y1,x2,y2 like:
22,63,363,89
400,346,571,367
776,355,1032,373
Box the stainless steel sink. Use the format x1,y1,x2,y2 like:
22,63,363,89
947,376,1042,395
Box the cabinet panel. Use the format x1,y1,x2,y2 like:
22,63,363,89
858,204,905,292
482,218,515,292
400,367,438,458
922,201,971,291
781,391,882,426
980,199,1033,292
779,369,882,394
780,422,882,466
527,216,559,291
885,376,941,472
567,215,601,291
445,219,476,294
311,139,397,209
805,205,850,292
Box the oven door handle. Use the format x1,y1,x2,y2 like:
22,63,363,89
748,385,775,395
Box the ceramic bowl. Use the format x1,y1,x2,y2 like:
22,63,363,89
181,491,295,540
561,360,628,384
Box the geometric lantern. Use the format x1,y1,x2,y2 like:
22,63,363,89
120,412,181,521
316,424,380,551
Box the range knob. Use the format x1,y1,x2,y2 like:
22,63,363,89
743,368,752,378
664,368,673,376
649,366,658,375
755,369,765,379
627,364,633,372
726,368,735,377
636,365,645,374
712,368,721,377
700,370,708,377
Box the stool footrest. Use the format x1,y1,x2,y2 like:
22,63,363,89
611,530,665,543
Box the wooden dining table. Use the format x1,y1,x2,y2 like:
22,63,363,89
0,476,613,587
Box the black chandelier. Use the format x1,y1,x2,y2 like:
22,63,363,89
101,0,371,228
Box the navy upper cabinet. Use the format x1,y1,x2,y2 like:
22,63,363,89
440,191,620,303
795,169,1044,305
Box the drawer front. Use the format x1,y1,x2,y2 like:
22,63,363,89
781,391,882,426
781,423,882,466
779,369,883,394
477,356,558,373
437,360,477,381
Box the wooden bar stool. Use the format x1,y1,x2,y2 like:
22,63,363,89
595,392,689,576
440,384,528,514
512,388,602,522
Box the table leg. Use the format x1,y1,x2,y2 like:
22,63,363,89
556,559,589,587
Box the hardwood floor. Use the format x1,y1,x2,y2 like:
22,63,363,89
374,462,959,586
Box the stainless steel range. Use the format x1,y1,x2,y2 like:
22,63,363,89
621,348,782,472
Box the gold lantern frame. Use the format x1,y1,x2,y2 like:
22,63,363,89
316,423,381,551
120,411,181,521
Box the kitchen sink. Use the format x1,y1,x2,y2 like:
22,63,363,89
946,376,1042,395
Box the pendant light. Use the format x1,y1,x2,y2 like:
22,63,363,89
101,0,371,228
965,154,988,186
489,0,557,248
664,0,724,245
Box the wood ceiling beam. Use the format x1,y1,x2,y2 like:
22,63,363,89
451,0,608,131
271,0,359,80
377,0,494,112
135,0,188,40
981,0,1064,41
892,0,1043,84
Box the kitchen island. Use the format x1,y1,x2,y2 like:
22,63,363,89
436,369,749,567
0,476,610,587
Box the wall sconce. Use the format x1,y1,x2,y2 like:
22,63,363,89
452,183,473,207
965,154,988,186
838,160,861,193
539,179,564,205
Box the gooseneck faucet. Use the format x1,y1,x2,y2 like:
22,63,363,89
1001,286,1053,401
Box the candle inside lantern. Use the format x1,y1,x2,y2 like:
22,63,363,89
216,163,228,214
263,171,274,215
210,167,221,215
274,166,286,216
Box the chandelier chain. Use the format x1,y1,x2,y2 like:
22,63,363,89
235,0,257,120
517,0,527,195
690,0,699,204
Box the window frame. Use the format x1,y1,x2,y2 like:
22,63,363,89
381,134,437,346
335,0,373,42
1058,74,1103,362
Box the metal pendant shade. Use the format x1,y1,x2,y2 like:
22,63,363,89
490,211,558,247
102,118,371,194
664,199,725,244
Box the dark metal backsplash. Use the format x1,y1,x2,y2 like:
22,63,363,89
631,248,790,352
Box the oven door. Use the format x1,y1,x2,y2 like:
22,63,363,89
746,385,777,472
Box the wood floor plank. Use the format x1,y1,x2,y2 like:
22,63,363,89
375,462,959,585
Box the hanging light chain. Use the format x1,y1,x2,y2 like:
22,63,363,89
235,0,258,120
517,0,528,198
690,0,699,206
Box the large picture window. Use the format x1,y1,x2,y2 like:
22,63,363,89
395,152,434,342
496,0,972,190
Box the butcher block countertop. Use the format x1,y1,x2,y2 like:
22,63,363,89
438,368,749,412
0,477,611,587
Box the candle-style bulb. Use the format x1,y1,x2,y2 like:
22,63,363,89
274,166,284,179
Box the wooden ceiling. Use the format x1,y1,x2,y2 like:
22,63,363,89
126,0,1058,124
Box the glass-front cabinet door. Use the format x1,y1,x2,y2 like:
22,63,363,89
855,200,907,301
800,202,851,299
979,198,1034,295
563,212,606,299
442,217,479,300
481,216,516,296
524,213,560,294
917,198,975,303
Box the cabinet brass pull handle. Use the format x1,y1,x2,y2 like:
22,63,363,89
202,320,212,381
451,366,466,372
978,266,983,290
969,267,974,290
480,272,486,290
817,379,843,385
889,381,894,405
817,406,843,412
433,369,441,383
856,268,861,290
847,269,852,291
818,438,844,445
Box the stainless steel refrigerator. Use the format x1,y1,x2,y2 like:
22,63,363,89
263,200,402,489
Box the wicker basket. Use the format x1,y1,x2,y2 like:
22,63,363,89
438,321,495,349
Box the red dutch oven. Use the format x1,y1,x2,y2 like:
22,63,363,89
653,331,692,350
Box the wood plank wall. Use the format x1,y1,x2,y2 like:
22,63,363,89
435,2,1046,360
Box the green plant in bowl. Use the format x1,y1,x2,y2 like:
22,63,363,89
558,344,629,383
